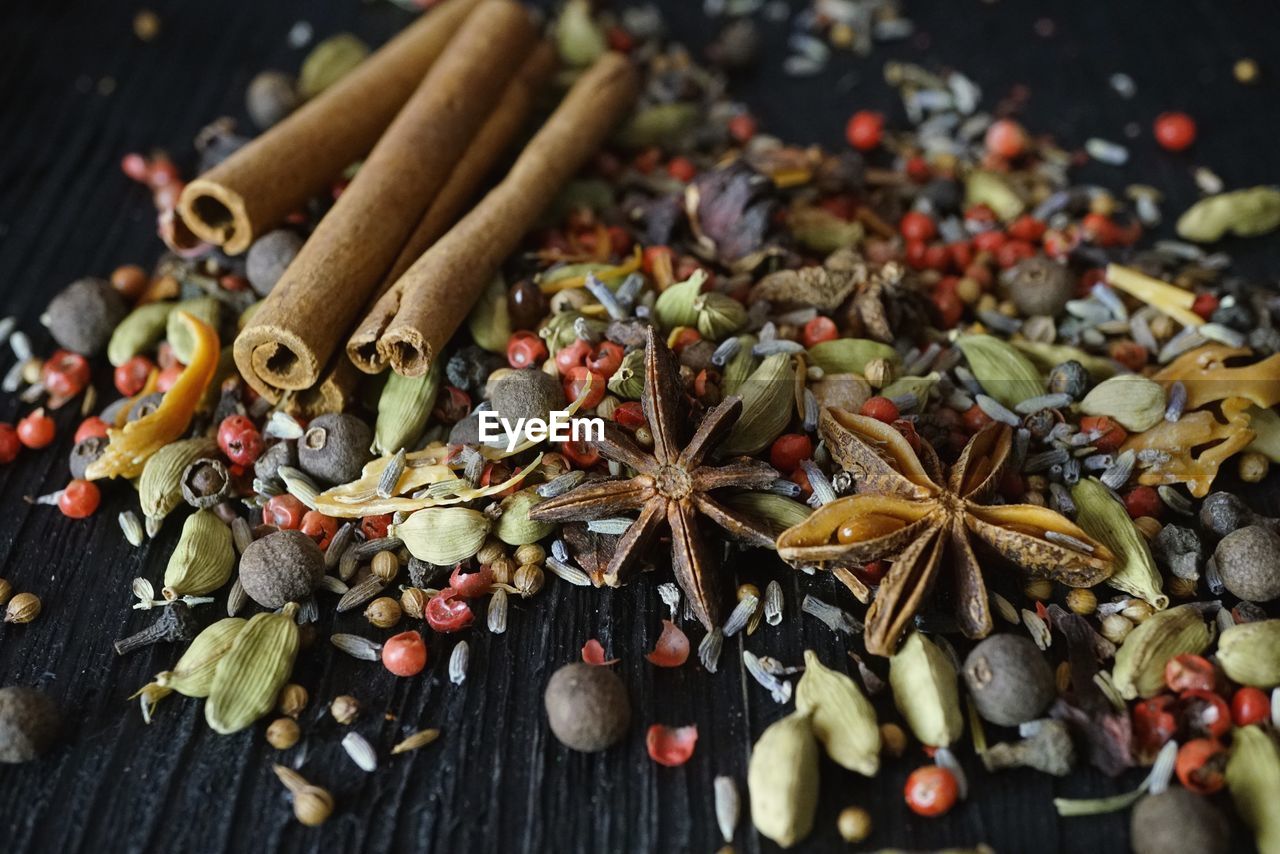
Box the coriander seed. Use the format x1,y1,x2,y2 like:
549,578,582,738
514,563,544,597
273,765,333,826
1100,613,1133,644
330,695,360,725
401,587,428,620
266,717,300,750
1133,516,1162,540
836,806,872,843
513,543,545,566
364,596,402,629
476,538,505,565
488,556,515,585
1167,575,1198,599
371,550,399,583
0,577,12,607
4,592,41,624
1065,588,1097,615
1022,578,1053,601
879,723,907,757
1239,451,1269,483
276,683,308,718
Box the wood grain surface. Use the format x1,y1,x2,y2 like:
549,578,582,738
0,1,1277,851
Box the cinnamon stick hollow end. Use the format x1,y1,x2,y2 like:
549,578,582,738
376,52,640,378
180,179,254,254
235,324,321,397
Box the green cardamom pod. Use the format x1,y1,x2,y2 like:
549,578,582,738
806,339,899,376
1012,340,1118,381
1071,477,1168,610
494,488,556,545
720,334,758,397
374,360,441,456
721,353,795,456
166,296,221,364
198,346,238,414
1246,406,1280,463
108,301,174,367
392,507,492,565
954,334,1044,408
542,312,604,353
788,206,864,253
1080,375,1167,432
1226,725,1280,854
1177,186,1280,243
1111,603,1211,699
138,437,219,533
615,103,700,150
1215,619,1280,688
205,604,300,734
694,292,746,340
794,650,879,775
467,275,512,354
607,348,647,399
654,270,705,331
554,0,606,66
722,492,811,541
965,169,1025,221
155,617,247,698
163,509,235,599
881,371,940,404
889,631,963,748
298,33,369,99
748,709,819,849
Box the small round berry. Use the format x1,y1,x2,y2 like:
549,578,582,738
1232,686,1271,727
769,434,814,474
16,410,55,449
904,766,958,817
0,423,20,463
58,479,101,518
845,110,884,151
41,351,91,399
860,396,900,423
263,494,307,530
382,630,428,677
899,211,937,243
985,119,1028,159
217,414,264,467
113,355,155,397
110,264,149,301
801,316,838,348
1154,111,1197,151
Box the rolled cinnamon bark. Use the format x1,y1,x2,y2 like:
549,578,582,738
178,0,480,255
371,52,640,377
234,0,537,402
347,40,558,374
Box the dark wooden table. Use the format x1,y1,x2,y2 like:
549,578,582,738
1,1,1278,851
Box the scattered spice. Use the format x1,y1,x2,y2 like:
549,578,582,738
544,662,629,752
0,686,60,763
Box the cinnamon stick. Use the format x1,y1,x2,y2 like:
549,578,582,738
178,0,480,255
369,52,640,378
348,40,558,374
234,0,537,402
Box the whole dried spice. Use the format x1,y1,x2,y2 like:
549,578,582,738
298,33,369,99
748,709,820,849
1071,478,1168,609
205,603,300,734
719,353,796,456
1176,186,1280,242
528,328,777,630
494,488,555,545
543,662,629,752
273,764,334,827
4,592,41,624
1215,620,1280,688
42,277,128,356
0,686,60,763
794,650,879,775
298,413,373,485
888,631,963,748
149,618,247,701
393,506,492,566
330,694,361,725
86,312,219,480
954,334,1045,409
1130,787,1229,854
749,248,865,312
107,301,173,366
1225,726,1280,854
1080,375,1167,433
778,411,1112,655
373,361,441,456
982,719,1076,776
804,338,898,376
138,437,219,532
180,457,229,509
1213,525,1280,602
962,634,1055,727
166,297,221,364
238,529,325,609
1112,603,1213,700
114,602,198,655
266,717,300,750
163,509,235,599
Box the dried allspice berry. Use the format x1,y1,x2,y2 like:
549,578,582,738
41,277,127,356
0,686,60,763
238,530,324,609
298,413,373,485
544,662,630,752
962,634,1054,727
1006,256,1075,318
1130,787,1228,854
69,436,108,480
246,229,304,297
490,370,565,424
181,458,230,509
1214,525,1280,602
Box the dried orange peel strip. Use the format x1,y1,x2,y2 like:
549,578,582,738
1152,344,1280,410
1123,397,1256,498
86,311,220,480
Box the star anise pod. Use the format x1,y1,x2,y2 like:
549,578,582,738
777,409,1115,656
528,327,778,629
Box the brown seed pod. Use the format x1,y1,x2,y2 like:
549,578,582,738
963,634,1055,727
400,587,428,620
276,683,308,718
364,597,402,630
4,593,41,624
266,717,301,750
371,550,400,583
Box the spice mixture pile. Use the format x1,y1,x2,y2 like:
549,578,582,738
2,0,1280,850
